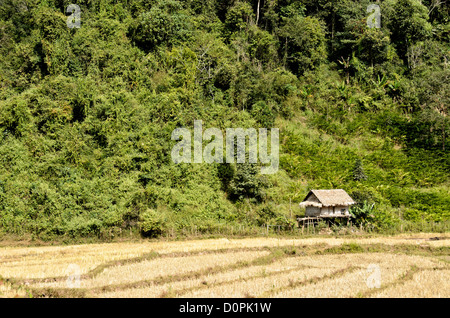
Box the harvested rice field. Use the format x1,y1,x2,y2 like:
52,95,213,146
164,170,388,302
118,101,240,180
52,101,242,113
0,233,448,298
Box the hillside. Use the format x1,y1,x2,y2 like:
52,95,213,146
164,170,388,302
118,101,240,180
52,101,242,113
0,0,448,240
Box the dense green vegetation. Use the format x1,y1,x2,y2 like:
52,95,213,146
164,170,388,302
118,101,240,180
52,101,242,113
0,0,448,240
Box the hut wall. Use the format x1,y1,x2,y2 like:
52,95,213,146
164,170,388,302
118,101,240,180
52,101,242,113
321,207,331,215
305,206,321,216
306,193,320,203
334,205,350,215
319,206,350,216
336,205,350,214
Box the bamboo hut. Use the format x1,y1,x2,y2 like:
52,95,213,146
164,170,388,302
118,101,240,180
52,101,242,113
297,189,356,227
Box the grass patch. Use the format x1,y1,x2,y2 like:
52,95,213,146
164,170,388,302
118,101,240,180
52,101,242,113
319,242,364,254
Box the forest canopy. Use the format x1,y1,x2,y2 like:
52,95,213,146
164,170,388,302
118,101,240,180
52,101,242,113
0,0,448,239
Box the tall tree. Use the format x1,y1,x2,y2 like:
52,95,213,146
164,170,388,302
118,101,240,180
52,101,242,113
278,15,327,75
383,0,433,66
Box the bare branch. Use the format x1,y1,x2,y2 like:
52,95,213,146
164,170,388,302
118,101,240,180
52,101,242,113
428,0,447,16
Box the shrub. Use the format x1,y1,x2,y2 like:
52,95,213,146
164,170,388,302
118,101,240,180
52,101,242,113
138,209,167,238
352,159,368,181
251,101,275,127
228,162,267,202
128,0,192,51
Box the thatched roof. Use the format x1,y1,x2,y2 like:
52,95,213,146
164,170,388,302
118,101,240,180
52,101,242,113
299,189,355,208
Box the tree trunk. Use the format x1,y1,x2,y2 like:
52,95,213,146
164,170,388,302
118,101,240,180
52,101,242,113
284,37,288,68
256,0,261,25
331,10,335,53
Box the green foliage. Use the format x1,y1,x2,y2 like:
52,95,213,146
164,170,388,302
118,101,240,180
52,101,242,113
251,101,275,127
228,162,267,203
128,0,193,50
139,209,167,238
278,15,327,75
350,201,375,225
224,1,254,34
337,242,364,253
0,0,448,240
217,162,235,190
247,25,278,67
353,159,367,181
356,28,391,66
383,0,433,62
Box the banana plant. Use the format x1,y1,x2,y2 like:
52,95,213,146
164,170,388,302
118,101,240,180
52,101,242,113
350,201,375,226
338,56,350,85
371,74,389,90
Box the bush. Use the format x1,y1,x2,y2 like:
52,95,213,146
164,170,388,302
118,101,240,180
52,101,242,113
224,1,254,34
128,0,192,51
251,101,275,127
138,209,167,238
228,162,267,202
256,203,276,225
278,16,327,75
